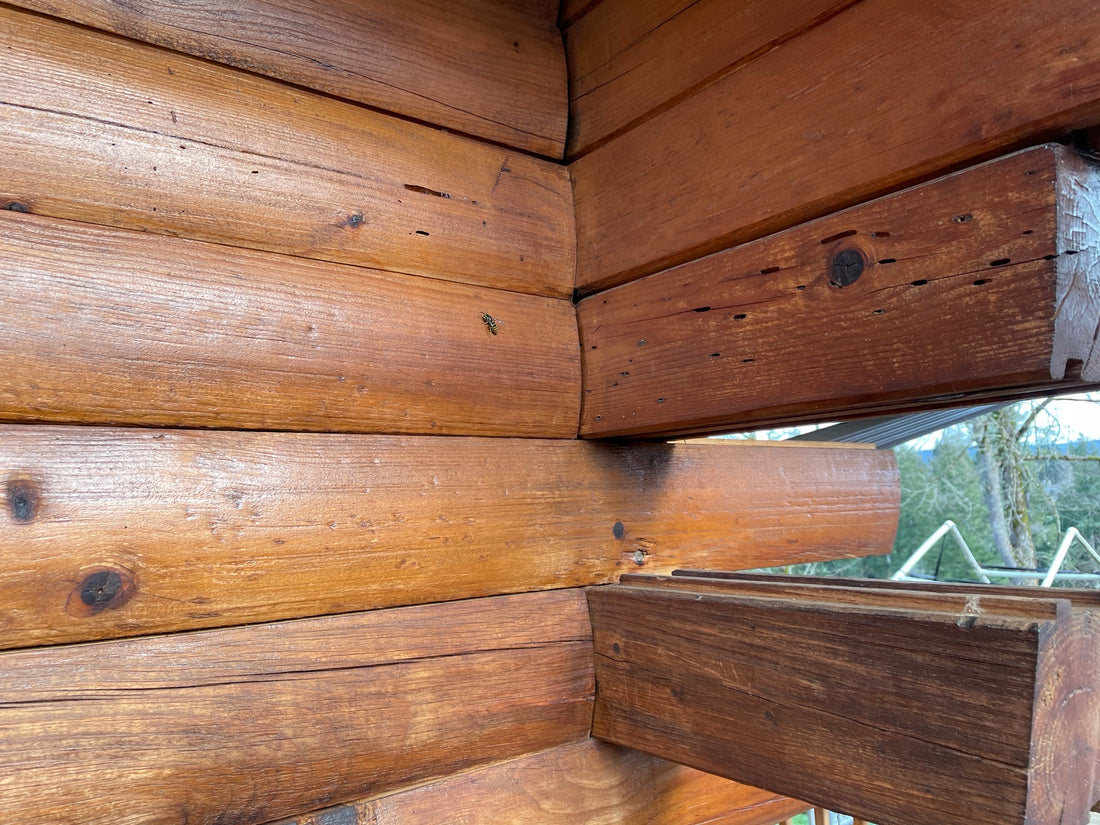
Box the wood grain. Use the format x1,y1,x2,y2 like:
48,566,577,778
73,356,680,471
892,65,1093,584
0,590,594,825
588,578,1100,825
0,427,898,648
6,0,568,157
0,6,574,297
0,210,579,436
578,145,1100,438
571,0,1100,292
565,0,856,157
266,739,809,825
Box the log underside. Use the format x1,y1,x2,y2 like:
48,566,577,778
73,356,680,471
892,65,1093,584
2,1,1099,824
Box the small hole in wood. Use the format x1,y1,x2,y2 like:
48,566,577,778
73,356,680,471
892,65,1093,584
952,213,973,223
878,258,897,265
692,306,711,313
872,309,885,315
973,279,988,286
733,313,747,321
989,258,1011,267
742,358,755,363
819,229,857,245
796,285,806,290
911,279,927,286
871,231,891,238
415,230,430,236
759,266,780,275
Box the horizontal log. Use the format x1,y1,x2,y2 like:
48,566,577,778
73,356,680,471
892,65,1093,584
0,6,574,298
0,427,898,648
571,0,1100,292
565,0,855,157
588,577,1100,825
0,590,593,825
266,739,809,825
6,0,567,157
0,211,579,436
578,145,1100,437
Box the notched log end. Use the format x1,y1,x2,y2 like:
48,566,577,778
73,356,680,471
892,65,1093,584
1052,147,1100,382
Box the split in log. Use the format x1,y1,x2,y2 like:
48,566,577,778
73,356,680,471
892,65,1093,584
265,738,809,825
571,0,1100,292
5,0,568,157
0,211,579,436
588,575,1100,825
0,6,574,297
578,144,1100,438
0,427,897,648
0,590,594,825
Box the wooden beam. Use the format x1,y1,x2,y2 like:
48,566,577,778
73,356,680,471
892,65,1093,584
265,739,809,825
565,0,856,158
0,590,593,825
571,0,1100,292
0,6,574,298
0,211,579,436
578,145,1100,438
5,0,567,157
588,576,1100,825
0,427,898,648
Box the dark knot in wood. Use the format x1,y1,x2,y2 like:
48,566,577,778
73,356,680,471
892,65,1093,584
69,568,136,617
6,477,40,523
828,247,866,287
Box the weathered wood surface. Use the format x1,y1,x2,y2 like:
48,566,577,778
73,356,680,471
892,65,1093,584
578,145,1100,438
671,570,1100,610
565,0,856,157
0,211,579,436
0,428,897,648
265,739,809,825
0,6,574,298
0,590,593,825
589,578,1100,825
7,0,567,157
571,0,1100,292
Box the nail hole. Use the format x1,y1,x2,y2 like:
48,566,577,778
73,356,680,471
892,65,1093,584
759,266,780,275
742,358,755,363
973,279,988,286
415,230,430,236
952,214,973,223
733,313,747,320
871,231,891,238
878,258,897,265
911,279,927,286
872,309,885,315
990,258,1011,267
692,306,711,313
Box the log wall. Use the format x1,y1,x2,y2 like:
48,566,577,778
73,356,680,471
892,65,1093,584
0,3,906,823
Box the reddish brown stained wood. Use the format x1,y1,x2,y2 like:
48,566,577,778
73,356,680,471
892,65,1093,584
588,580,1099,825
565,0,857,157
0,427,898,648
6,0,567,157
578,145,1100,438
0,6,574,297
571,0,1100,292
0,590,594,825
0,211,579,436
266,739,809,825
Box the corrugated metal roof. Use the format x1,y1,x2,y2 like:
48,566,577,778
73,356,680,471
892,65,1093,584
788,404,1007,449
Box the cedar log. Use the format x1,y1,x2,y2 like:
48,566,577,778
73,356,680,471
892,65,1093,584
265,739,809,825
5,0,568,157
0,210,579,437
571,0,1100,292
0,6,574,297
588,577,1100,825
578,145,1100,438
565,0,857,157
0,427,897,648
0,590,594,825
